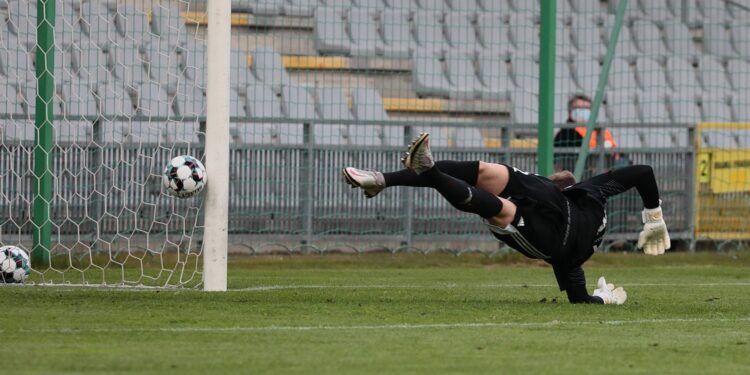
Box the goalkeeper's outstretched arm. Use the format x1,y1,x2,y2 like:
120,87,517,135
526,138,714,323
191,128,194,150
591,165,671,255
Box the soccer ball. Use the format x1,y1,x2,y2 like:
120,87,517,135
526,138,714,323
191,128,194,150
162,155,207,198
0,246,31,284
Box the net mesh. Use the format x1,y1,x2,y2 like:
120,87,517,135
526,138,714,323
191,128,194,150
1,0,207,286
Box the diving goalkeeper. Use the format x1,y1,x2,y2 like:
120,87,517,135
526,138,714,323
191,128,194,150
342,133,671,305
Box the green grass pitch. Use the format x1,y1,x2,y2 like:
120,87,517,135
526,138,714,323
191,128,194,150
2,252,750,374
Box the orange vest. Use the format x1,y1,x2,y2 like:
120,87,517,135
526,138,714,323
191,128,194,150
575,127,617,149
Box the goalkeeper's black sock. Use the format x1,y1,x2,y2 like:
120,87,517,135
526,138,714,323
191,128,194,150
419,164,502,219
383,160,479,187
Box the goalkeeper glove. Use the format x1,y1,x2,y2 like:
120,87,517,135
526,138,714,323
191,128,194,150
637,205,671,256
592,276,627,305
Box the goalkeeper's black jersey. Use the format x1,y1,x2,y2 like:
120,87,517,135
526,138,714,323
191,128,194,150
485,165,607,268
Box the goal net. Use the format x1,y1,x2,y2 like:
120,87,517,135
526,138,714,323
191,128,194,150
0,0,216,287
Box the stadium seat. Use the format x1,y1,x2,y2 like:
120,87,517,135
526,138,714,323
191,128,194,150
232,0,283,15
701,129,739,148
73,39,112,85
181,43,208,88
283,85,317,120
7,1,36,50
702,24,736,59
123,122,167,144
699,0,732,21
732,97,750,123
231,49,258,93
477,0,512,13
277,85,313,144
353,0,386,11
638,0,676,23
607,58,638,91
665,57,700,96
570,16,605,59
572,56,601,94
61,83,98,119
632,20,669,57
151,2,189,50
449,0,480,13
413,11,447,52
315,87,352,145
418,0,450,12
108,43,148,85
96,82,136,120
727,59,750,92
54,1,80,48
351,88,389,121
636,57,671,94
383,0,420,12
445,12,478,52
477,14,513,57
245,84,303,144
251,48,292,94
174,82,206,118
229,87,245,118
697,56,731,93
53,47,78,85
325,0,354,9
163,122,200,145
349,8,381,57
0,82,21,116
454,127,483,148
445,51,481,99
606,91,640,123
569,0,603,14
556,61,578,94
283,0,317,17
663,21,700,58
144,49,181,89
609,127,645,148
639,93,671,124
115,6,154,48
509,0,540,13
510,91,537,124
18,83,36,117
476,52,512,99
421,126,451,147
0,39,34,84
350,88,393,146
601,22,639,61
412,49,451,98
136,83,172,117
669,94,701,124
379,9,414,58
511,55,538,92
314,7,351,55
731,23,750,58
509,14,537,53
700,94,733,122
555,24,578,60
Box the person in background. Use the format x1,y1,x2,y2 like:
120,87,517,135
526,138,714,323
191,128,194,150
554,94,622,175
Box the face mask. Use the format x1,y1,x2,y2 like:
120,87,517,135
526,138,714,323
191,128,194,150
571,108,591,123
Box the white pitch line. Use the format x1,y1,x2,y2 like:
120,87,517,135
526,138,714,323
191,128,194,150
233,282,750,292
8,317,750,335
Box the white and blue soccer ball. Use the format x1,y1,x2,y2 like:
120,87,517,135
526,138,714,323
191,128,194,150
162,155,207,198
0,246,31,284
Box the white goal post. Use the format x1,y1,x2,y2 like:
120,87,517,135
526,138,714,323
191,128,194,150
202,0,231,292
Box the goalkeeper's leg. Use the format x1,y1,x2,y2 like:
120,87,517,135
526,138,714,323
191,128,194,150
343,160,480,198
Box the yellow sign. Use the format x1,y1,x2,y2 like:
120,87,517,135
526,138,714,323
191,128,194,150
706,150,750,193
695,123,750,240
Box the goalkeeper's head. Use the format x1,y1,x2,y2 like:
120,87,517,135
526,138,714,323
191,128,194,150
549,170,576,190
